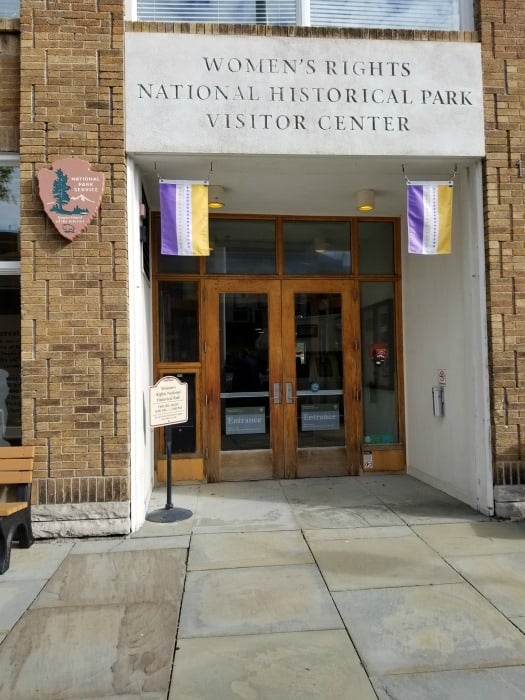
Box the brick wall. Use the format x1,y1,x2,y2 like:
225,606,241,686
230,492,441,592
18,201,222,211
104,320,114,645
19,1,129,505
0,20,19,153
479,0,525,475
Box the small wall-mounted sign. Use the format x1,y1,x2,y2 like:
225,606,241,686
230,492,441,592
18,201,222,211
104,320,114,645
37,158,105,241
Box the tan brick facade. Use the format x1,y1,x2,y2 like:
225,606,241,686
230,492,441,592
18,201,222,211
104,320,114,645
479,0,525,477
18,1,129,506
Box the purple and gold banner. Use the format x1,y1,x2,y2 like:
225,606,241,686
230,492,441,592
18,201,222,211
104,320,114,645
160,181,209,256
407,182,453,255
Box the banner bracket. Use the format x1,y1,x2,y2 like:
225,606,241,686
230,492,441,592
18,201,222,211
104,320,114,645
402,163,457,185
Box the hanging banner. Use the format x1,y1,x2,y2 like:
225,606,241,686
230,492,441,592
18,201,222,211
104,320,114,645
160,180,210,256
407,181,453,255
37,158,105,241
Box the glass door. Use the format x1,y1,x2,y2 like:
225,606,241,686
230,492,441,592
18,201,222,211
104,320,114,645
204,278,360,481
281,280,360,478
204,279,284,481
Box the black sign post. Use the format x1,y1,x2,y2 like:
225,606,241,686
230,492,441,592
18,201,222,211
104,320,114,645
146,377,193,523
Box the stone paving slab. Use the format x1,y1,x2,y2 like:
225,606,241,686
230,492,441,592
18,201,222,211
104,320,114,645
372,667,525,699
360,474,473,504
187,531,313,571
448,552,525,618
179,564,343,638
0,579,48,639
32,549,186,608
310,533,462,591
193,481,297,532
170,630,376,700
361,476,489,524
334,583,525,675
413,521,525,557
1,540,74,581
0,602,178,700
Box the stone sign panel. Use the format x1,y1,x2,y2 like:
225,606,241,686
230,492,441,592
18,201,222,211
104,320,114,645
126,33,484,157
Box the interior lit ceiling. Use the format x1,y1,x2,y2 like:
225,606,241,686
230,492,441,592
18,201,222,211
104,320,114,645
131,153,477,218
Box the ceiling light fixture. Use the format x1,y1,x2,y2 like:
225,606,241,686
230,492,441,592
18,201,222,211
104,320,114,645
356,189,375,212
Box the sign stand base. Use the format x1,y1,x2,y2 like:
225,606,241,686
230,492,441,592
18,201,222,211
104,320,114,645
146,505,193,523
146,424,193,524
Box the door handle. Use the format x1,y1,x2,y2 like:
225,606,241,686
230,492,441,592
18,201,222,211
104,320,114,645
273,382,281,404
285,382,295,404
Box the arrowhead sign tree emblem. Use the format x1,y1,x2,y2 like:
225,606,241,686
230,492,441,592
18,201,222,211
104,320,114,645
37,158,105,240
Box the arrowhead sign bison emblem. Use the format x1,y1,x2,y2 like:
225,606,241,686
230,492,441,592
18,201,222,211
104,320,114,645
37,158,105,241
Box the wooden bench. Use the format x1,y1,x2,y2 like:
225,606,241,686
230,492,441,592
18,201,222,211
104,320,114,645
0,446,35,574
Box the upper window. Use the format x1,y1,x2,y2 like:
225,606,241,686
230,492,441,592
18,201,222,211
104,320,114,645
136,0,471,31
0,161,20,263
310,1,461,30
0,1,19,18
137,1,296,24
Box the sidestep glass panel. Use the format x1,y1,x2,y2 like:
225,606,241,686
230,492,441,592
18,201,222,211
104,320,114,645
158,281,199,362
358,220,394,275
294,293,345,448
220,293,270,451
360,281,398,444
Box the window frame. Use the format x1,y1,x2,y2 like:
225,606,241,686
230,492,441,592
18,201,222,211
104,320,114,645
0,154,20,275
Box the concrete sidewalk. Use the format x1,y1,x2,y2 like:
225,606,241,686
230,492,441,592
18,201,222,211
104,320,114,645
2,474,525,699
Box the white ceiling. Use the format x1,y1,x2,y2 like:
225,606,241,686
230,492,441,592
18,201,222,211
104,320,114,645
132,153,476,217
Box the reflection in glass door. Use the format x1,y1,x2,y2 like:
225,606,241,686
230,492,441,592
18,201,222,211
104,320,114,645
293,293,345,450
220,293,271,452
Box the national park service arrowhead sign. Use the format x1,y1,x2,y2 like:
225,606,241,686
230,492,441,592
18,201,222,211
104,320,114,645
37,158,105,240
